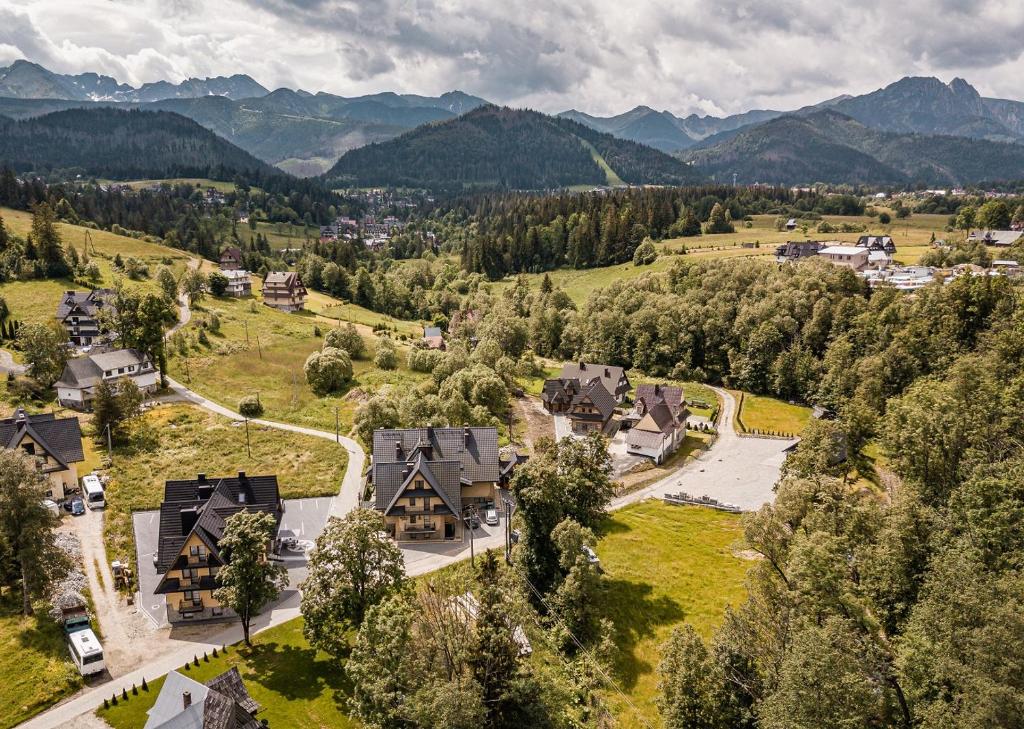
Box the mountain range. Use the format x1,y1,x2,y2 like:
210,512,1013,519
0,59,269,103
324,105,701,190
6,60,1024,186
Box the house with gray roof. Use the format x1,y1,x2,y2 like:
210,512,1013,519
542,376,617,435
558,361,631,403
143,667,260,729
367,426,518,542
626,384,689,463
0,407,84,500
262,271,307,312
968,229,1024,247
55,289,116,346
55,348,159,410
154,472,282,624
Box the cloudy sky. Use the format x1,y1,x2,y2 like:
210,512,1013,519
3,0,1024,117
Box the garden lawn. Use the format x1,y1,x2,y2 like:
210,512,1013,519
595,501,749,728
102,403,347,572
167,290,429,435
0,595,82,729
0,207,193,325
732,390,813,436
96,617,358,729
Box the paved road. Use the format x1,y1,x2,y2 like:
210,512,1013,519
21,380,788,728
610,387,795,512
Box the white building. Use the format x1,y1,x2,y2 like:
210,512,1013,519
819,245,870,271
55,349,159,410
222,269,252,297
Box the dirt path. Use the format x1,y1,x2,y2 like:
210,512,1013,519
512,395,552,452
68,508,187,676
0,348,25,375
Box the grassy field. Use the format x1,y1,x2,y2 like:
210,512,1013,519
595,501,749,727
168,291,428,435
732,390,813,436
97,617,357,729
487,212,952,306
98,178,241,193
0,595,82,729
615,432,714,495
102,403,348,573
237,220,316,252
0,207,194,325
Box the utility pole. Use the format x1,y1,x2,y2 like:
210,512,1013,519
335,407,340,443
184,354,191,384
244,320,249,345
105,423,112,461
465,511,476,567
256,335,263,360
245,417,251,458
504,498,512,564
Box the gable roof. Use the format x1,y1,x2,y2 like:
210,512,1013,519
423,326,443,338
155,473,281,575
371,427,500,483
377,453,463,517
55,349,152,390
144,668,260,729
219,246,243,262
559,361,630,398
55,289,115,322
572,378,617,421
541,377,580,405
263,271,305,290
635,384,683,417
0,408,84,466
968,229,1023,246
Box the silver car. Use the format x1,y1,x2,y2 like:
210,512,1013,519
484,508,499,526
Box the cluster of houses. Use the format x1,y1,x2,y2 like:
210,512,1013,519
319,213,410,251
777,232,1023,290
541,361,692,465
775,235,898,271
218,245,308,311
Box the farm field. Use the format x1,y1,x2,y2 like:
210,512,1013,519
0,207,194,325
102,403,348,574
167,290,428,435
98,178,242,193
595,501,749,728
732,390,814,436
0,597,82,729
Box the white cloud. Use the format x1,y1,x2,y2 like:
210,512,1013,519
4,0,1024,117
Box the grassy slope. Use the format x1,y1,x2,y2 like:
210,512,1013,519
732,390,813,435
577,137,626,187
0,207,194,325
488,213,950,307
97,617,357,729
168,288,427,435
0,597,82,729
595,501,748,728
103,403,347,571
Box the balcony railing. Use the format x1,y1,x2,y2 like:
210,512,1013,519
402,524,438,534
177,600,204,613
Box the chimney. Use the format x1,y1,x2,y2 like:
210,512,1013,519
180,507,199,534
579,361,586,370
237,471,247,482
197,484,213,501
604,368,610,378
183,691,192,710
654,384,661,395
395,441,403,459
464,426,471,445
197,473,206,483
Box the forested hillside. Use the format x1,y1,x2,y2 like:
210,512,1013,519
686,109,1024,185
0,108,277,180
324,105,700,190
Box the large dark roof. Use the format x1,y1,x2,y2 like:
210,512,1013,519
375,453,463,517
541,377,580,405
54,348,152,390
372,426,499,483
155,473,281,575
559,361,630,398
636,384,684,419
575,378,617,421
0,408,84,466
55,288,115,322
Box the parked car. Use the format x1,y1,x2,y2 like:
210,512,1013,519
465,512,481,529
484,508,499,526
67,496,85,516
510,529,521,545
42,499,60,517
581,545,600,567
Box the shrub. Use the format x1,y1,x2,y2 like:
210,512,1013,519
374,336,398,370
324,322,366,359
207,271,229,297
304,346,354,395
238,395,263,418
632,238,658,266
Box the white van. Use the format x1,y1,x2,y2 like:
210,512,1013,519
82,475,105,510
67,628,105,676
